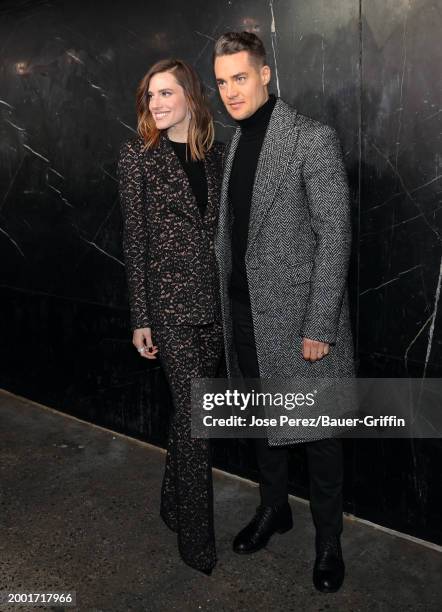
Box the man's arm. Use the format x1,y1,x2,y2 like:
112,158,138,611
300,125,352,345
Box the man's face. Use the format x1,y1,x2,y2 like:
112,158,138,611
214,51,271,120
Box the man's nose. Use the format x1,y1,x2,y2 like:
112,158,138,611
226,83,238,99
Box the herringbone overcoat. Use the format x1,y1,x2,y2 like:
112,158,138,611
215,98,355,382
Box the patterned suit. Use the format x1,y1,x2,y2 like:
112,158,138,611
118,133,224,574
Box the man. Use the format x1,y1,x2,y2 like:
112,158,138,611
212,31,355,593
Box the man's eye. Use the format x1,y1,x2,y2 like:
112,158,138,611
237,76,246,82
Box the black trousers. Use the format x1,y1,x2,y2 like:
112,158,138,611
153,322,224,573
231,297,343,538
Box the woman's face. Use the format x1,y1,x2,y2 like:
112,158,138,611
148,71,189,131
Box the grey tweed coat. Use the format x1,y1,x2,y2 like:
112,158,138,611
215,97,355,383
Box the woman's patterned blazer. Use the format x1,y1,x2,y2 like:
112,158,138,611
118,132,225,330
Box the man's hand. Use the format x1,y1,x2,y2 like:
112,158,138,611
302,338,330,362
133,327,159,360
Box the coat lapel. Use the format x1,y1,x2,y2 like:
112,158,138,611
215,128,241,257
246,99,300,255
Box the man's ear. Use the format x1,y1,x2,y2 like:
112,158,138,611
261,64,271,86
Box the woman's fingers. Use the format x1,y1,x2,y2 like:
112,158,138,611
133,327,159,359
143,329,159,359
144,345,159,360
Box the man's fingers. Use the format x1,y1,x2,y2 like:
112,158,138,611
302,339,330,362
302,339,311,361
309,343,319,362
303,339,318,361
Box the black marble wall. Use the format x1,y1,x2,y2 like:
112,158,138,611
1,0,441,544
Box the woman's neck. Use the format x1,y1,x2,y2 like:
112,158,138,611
167,119,189,143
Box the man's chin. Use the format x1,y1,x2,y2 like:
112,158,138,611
227,107,250,120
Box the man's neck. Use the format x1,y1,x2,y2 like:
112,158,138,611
236,93,277,133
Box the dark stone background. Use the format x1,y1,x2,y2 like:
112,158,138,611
1,0,441,543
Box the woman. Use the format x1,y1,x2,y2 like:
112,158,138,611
117,59,225,575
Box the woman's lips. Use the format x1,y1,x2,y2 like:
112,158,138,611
153,111,170,119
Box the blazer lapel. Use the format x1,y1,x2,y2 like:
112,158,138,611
246,99,300,255
202,147,220,231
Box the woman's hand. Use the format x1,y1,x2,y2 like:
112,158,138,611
133,327,159,360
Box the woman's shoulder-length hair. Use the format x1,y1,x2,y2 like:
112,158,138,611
136,58,214,161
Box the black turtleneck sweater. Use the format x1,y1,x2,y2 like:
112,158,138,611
169,139,208,217
229,93,277,305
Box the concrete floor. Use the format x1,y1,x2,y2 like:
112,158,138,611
1,390,441,612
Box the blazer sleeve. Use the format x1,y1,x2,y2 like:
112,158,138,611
117,140,151,331
300,125,352,344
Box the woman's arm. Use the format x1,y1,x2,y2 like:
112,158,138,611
117,140,152,331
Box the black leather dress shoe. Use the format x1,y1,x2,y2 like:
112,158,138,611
313,534,345,593
233,502,293,554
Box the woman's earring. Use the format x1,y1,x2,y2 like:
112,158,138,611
187,110,192,120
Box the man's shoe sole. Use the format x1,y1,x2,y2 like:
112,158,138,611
313,582,343,593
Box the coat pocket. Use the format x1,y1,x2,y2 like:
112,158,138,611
250,260,313,314
290,260,314,286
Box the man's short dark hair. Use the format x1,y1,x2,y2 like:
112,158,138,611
212,31,267,68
